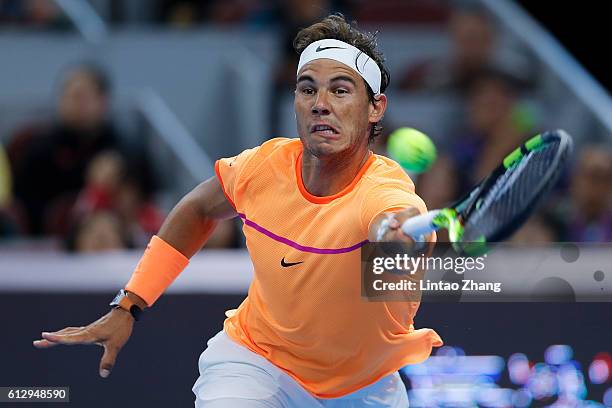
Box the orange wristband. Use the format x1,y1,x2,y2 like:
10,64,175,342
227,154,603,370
125,235,189,306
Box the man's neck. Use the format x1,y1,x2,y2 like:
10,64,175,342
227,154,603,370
301,146,371,197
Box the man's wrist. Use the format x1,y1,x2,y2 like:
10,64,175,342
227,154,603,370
109,289,146,321
125,290,148,310
111,306,137,321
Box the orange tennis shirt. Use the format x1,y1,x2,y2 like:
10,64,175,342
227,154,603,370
215,137,442,398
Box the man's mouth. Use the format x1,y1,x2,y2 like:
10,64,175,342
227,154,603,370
310,123,339,135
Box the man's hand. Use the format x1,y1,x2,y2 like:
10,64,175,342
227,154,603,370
33,308,134,378
369,207,422,243
369,207,435,255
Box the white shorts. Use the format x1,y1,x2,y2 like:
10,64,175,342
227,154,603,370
192,331,409,407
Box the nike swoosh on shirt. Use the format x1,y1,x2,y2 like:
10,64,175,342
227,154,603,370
280,257,304,267
316,45,346,52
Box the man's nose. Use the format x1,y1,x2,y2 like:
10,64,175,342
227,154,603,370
311,91,331,115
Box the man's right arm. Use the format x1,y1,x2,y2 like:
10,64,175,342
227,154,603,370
125,175,237,306
157,176,237,258
33,175,236,377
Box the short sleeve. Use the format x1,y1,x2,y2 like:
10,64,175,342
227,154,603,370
361,181,430,236
215,146,260,210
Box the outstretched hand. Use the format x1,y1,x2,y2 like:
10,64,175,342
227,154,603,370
33,308,134,378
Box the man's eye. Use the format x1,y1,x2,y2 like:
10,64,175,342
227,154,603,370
301,88,314,95
334,88,348,95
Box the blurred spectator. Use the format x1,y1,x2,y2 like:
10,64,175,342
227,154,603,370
412,67,531,239
0,0,70,29
445,67,532,195
113,176,164,247
559,146,612,242
71,151,164,248
0,143,23,237
9,63,122,236
0,144,10,210
65,210,132,253
68,148,236,250
399,5,532,94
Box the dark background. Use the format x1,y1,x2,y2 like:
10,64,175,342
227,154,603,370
517,1,611,93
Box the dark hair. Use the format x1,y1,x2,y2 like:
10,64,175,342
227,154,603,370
293,14,391,143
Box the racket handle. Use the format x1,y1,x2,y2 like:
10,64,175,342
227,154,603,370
401,210,441,239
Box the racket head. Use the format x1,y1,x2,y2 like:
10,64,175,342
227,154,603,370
445,130,573,254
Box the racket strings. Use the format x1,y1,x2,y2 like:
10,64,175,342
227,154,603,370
463,140,562,242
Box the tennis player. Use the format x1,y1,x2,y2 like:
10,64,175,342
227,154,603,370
34,14,442,407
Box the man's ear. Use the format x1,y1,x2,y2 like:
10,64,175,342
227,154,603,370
368,93,387,124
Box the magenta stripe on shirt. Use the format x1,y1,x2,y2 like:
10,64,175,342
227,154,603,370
238,213,367,254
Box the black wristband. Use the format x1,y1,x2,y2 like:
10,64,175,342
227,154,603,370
128,305,143,321
110,289,144,321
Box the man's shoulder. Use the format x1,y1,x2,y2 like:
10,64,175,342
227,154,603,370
258,137,302,155
243,137,301,167
359,154,428,214
364,154,415,188
227,137,300,181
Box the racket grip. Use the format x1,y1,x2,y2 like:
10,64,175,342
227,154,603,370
401,210,441,239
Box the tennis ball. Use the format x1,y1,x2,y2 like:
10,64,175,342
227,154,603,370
387,127,437,173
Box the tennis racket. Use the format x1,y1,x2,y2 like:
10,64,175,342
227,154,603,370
401,129,573,255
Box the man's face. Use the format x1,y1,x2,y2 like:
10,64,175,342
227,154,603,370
58,71,107,131
450,12,494,66
468,78,514,135
294,59,385,158
571,149,612,217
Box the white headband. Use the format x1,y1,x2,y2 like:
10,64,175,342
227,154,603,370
297,39,382,95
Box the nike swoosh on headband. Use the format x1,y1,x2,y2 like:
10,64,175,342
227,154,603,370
298,39,382,94
355,53,366,74
316,45,346,52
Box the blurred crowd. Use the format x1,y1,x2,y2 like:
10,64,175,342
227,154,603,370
403,6,612,244
0,0,449,29
0,63,241,252
2,64,160,250
0,0,610,253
